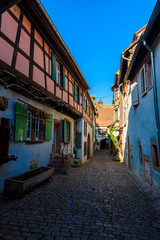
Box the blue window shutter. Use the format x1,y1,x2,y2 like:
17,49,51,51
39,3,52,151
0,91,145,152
61,120,64,142
63,66,66,89
51,52,56,82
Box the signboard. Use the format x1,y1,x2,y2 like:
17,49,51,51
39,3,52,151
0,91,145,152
112,131,119,137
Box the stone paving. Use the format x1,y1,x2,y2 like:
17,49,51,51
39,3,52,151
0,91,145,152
0,150,160,240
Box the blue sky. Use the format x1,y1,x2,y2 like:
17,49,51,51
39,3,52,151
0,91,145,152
41,0,157,104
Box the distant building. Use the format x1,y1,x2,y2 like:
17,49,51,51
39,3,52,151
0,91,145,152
95,100,114,150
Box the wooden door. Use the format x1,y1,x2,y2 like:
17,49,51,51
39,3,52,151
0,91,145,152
54,120,61,154
144,156,152,185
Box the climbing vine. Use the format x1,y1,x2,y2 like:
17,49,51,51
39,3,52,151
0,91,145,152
109,125,119,155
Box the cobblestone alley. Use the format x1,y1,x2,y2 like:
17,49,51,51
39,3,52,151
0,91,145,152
0,150,160,240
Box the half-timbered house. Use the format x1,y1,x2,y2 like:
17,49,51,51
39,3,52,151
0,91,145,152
0,0,95,192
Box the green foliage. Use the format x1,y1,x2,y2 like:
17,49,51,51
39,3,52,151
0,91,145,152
109,125,120,155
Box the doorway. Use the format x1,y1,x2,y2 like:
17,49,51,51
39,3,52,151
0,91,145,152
54,120,61,154
100,138,109,149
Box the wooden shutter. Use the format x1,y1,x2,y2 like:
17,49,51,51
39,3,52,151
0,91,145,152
141,65,147,96
64,119,66,143
15,102,27,142
61,120,64,142
147,63,152,91
63,66,66,89
51,52,56,81
74,82,77,101
45,114,53,141
70,122,72,141
131,83,139,106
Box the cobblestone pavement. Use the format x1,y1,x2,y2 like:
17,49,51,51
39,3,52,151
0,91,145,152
0,150,160,240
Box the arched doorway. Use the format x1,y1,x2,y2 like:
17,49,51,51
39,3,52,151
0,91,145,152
100,138,109,150
87,133,90,160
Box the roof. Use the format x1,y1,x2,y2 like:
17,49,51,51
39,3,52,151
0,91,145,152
124,0,160,82
118,25,147,85
96,105,114,127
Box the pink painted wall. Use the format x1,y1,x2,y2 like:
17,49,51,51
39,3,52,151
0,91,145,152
10,5,20,19
34,30,43,46
33,65,45,88
47,76,54,94
15,52,29,77
56,87,62,99
22,15,31,33
69,81,73,94
1,12,18,43
63,91,68,103
0,37,14,66
80,105,82,113
19,29,30,56
44,42,49,55
45,55,50,74
69,95,73,106
34,43,44,69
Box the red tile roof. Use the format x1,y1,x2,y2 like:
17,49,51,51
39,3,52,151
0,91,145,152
96,105,114,127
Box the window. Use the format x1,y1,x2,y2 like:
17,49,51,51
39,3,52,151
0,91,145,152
115,108,119,121
138,142,143,165
151,140,160,171
74,82,81,104
15,102,52,142
62,119,72,143
84,120,87,136
140,65,147,96
83,96,87,112
84,141,87,156
56,61,61,85
27,106,44,141
51,52,65,89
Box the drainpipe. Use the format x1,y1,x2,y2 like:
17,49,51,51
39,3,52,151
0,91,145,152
143,39,160,153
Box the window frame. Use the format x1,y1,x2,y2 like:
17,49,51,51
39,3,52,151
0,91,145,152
138,141,143,166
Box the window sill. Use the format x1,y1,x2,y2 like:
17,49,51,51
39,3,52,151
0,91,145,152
25,140,44,144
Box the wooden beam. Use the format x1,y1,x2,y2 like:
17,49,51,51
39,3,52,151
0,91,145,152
0,0,22,14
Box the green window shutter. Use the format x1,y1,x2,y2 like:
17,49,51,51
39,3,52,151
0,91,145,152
74,82,76,101
61,120,64,142
45,114,53,141
51,52,56,82
15,102,27,142
79,90,81,104
70,122,72,141
64,119,66,143
63,66,66,90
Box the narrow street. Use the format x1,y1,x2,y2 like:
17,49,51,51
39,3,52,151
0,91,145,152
0,150,160,240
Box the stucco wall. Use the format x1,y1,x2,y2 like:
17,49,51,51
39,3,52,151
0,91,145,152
124,66,160,189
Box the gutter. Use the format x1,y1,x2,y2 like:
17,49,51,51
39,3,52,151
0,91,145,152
142,39,160,154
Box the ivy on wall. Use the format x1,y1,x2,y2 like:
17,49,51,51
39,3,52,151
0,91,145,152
109,125,119,155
